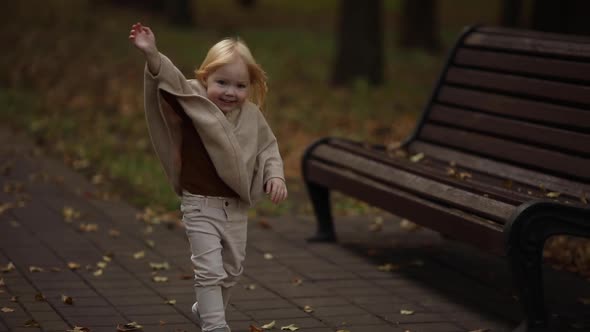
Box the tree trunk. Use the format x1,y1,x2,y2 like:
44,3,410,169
166,0,194,26
398,0,440,52
332,0,383,86
501,0,523,27
532,0,590,36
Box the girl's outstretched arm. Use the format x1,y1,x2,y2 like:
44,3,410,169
129,22,160,75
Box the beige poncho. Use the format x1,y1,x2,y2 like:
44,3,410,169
144,53,285,207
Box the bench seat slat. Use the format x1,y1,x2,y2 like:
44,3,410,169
437,86,590,129
476,26,590,45
409,141,590,199
454,48,590,83
446,67,590,106
311,144,516,223
428,104,590,155
306,160,505,254
419,124,590,181
464,32,590,59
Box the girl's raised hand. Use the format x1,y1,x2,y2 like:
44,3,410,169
129,22,157,55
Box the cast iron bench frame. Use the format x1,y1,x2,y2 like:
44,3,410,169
301,25,590,332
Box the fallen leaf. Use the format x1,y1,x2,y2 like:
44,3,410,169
0,202,14,216
67,326,91,332
258,219,272,229
159,320,167,325
10,220,20,228
539,183,546,192
103,255,112,262
264,253,274,260
61,295,73,305
400,309,414,315
1,262,15,273
68,262,81,270
50,267,61,272
291,277,303,286
62,206,81,223
261,320,276,329
109,229,121,237
582,193,588,204
116,321,143,331
78,223,98,232
369,216,383,232
133,251,145,259
303,305,314,313
400,219,419,231
244,284,257,290
152,275,168,283
145,240,155,248
458,172,472,180
377,263,399,272
409,152,424,163
24,319,40,327
34,293,46,302
250,325,263,332
164,299,176,305
93,269,103,277
0,278,5,286
96,261,107,269
546,192,561,198
1,307,14,312
446,167,456,177
149,262,170,270
280,324,299,331
10,296,18,302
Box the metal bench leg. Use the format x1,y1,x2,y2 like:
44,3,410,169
508,232,547,332
305,181,336,242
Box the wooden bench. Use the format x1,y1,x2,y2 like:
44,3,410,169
301,25,590,332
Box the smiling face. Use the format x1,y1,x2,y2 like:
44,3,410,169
205,56,250,114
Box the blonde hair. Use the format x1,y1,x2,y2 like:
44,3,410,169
195,38,268,108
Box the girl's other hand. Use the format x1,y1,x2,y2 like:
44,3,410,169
129,22,157,55
265,178,288,204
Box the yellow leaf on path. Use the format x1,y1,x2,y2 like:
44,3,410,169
145,239,156,248
149,262,170,270
261,320,276,329
164,299,176,305
116,321,143,331
400,309,414,315
410,152,424,163
62,295,74,305
97,261,107,269
1,307,14,312
546,191,560,198
133,251,145,259
67,262,81,270
458,172,472,180
581,193,588,204
280,324,299,331
78,223,98,232
109,229,121,237
245,284,257,290
29,266,44,273
152,275,168,283
0,278,5,287
303,305,314,313
1,262,15,273
24,319,40,327
93,269,103,277
67,326,91,332
264,253,274,260
62,206,81,223
10,296,18,302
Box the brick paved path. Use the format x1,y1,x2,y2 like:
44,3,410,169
1,126,589,332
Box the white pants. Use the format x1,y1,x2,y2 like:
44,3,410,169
180,191,248,332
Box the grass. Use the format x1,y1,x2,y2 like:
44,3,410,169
0,0,501,215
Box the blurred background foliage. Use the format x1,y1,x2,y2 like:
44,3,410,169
0,0,587,214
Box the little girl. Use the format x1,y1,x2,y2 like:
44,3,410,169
129,23,287,332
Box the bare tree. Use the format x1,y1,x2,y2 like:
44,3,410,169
332,0,384,86
398,0,440,52
501,0,523,27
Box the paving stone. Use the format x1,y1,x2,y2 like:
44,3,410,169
399,322,467,332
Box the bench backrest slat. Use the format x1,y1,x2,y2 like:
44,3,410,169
416,26,590,183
